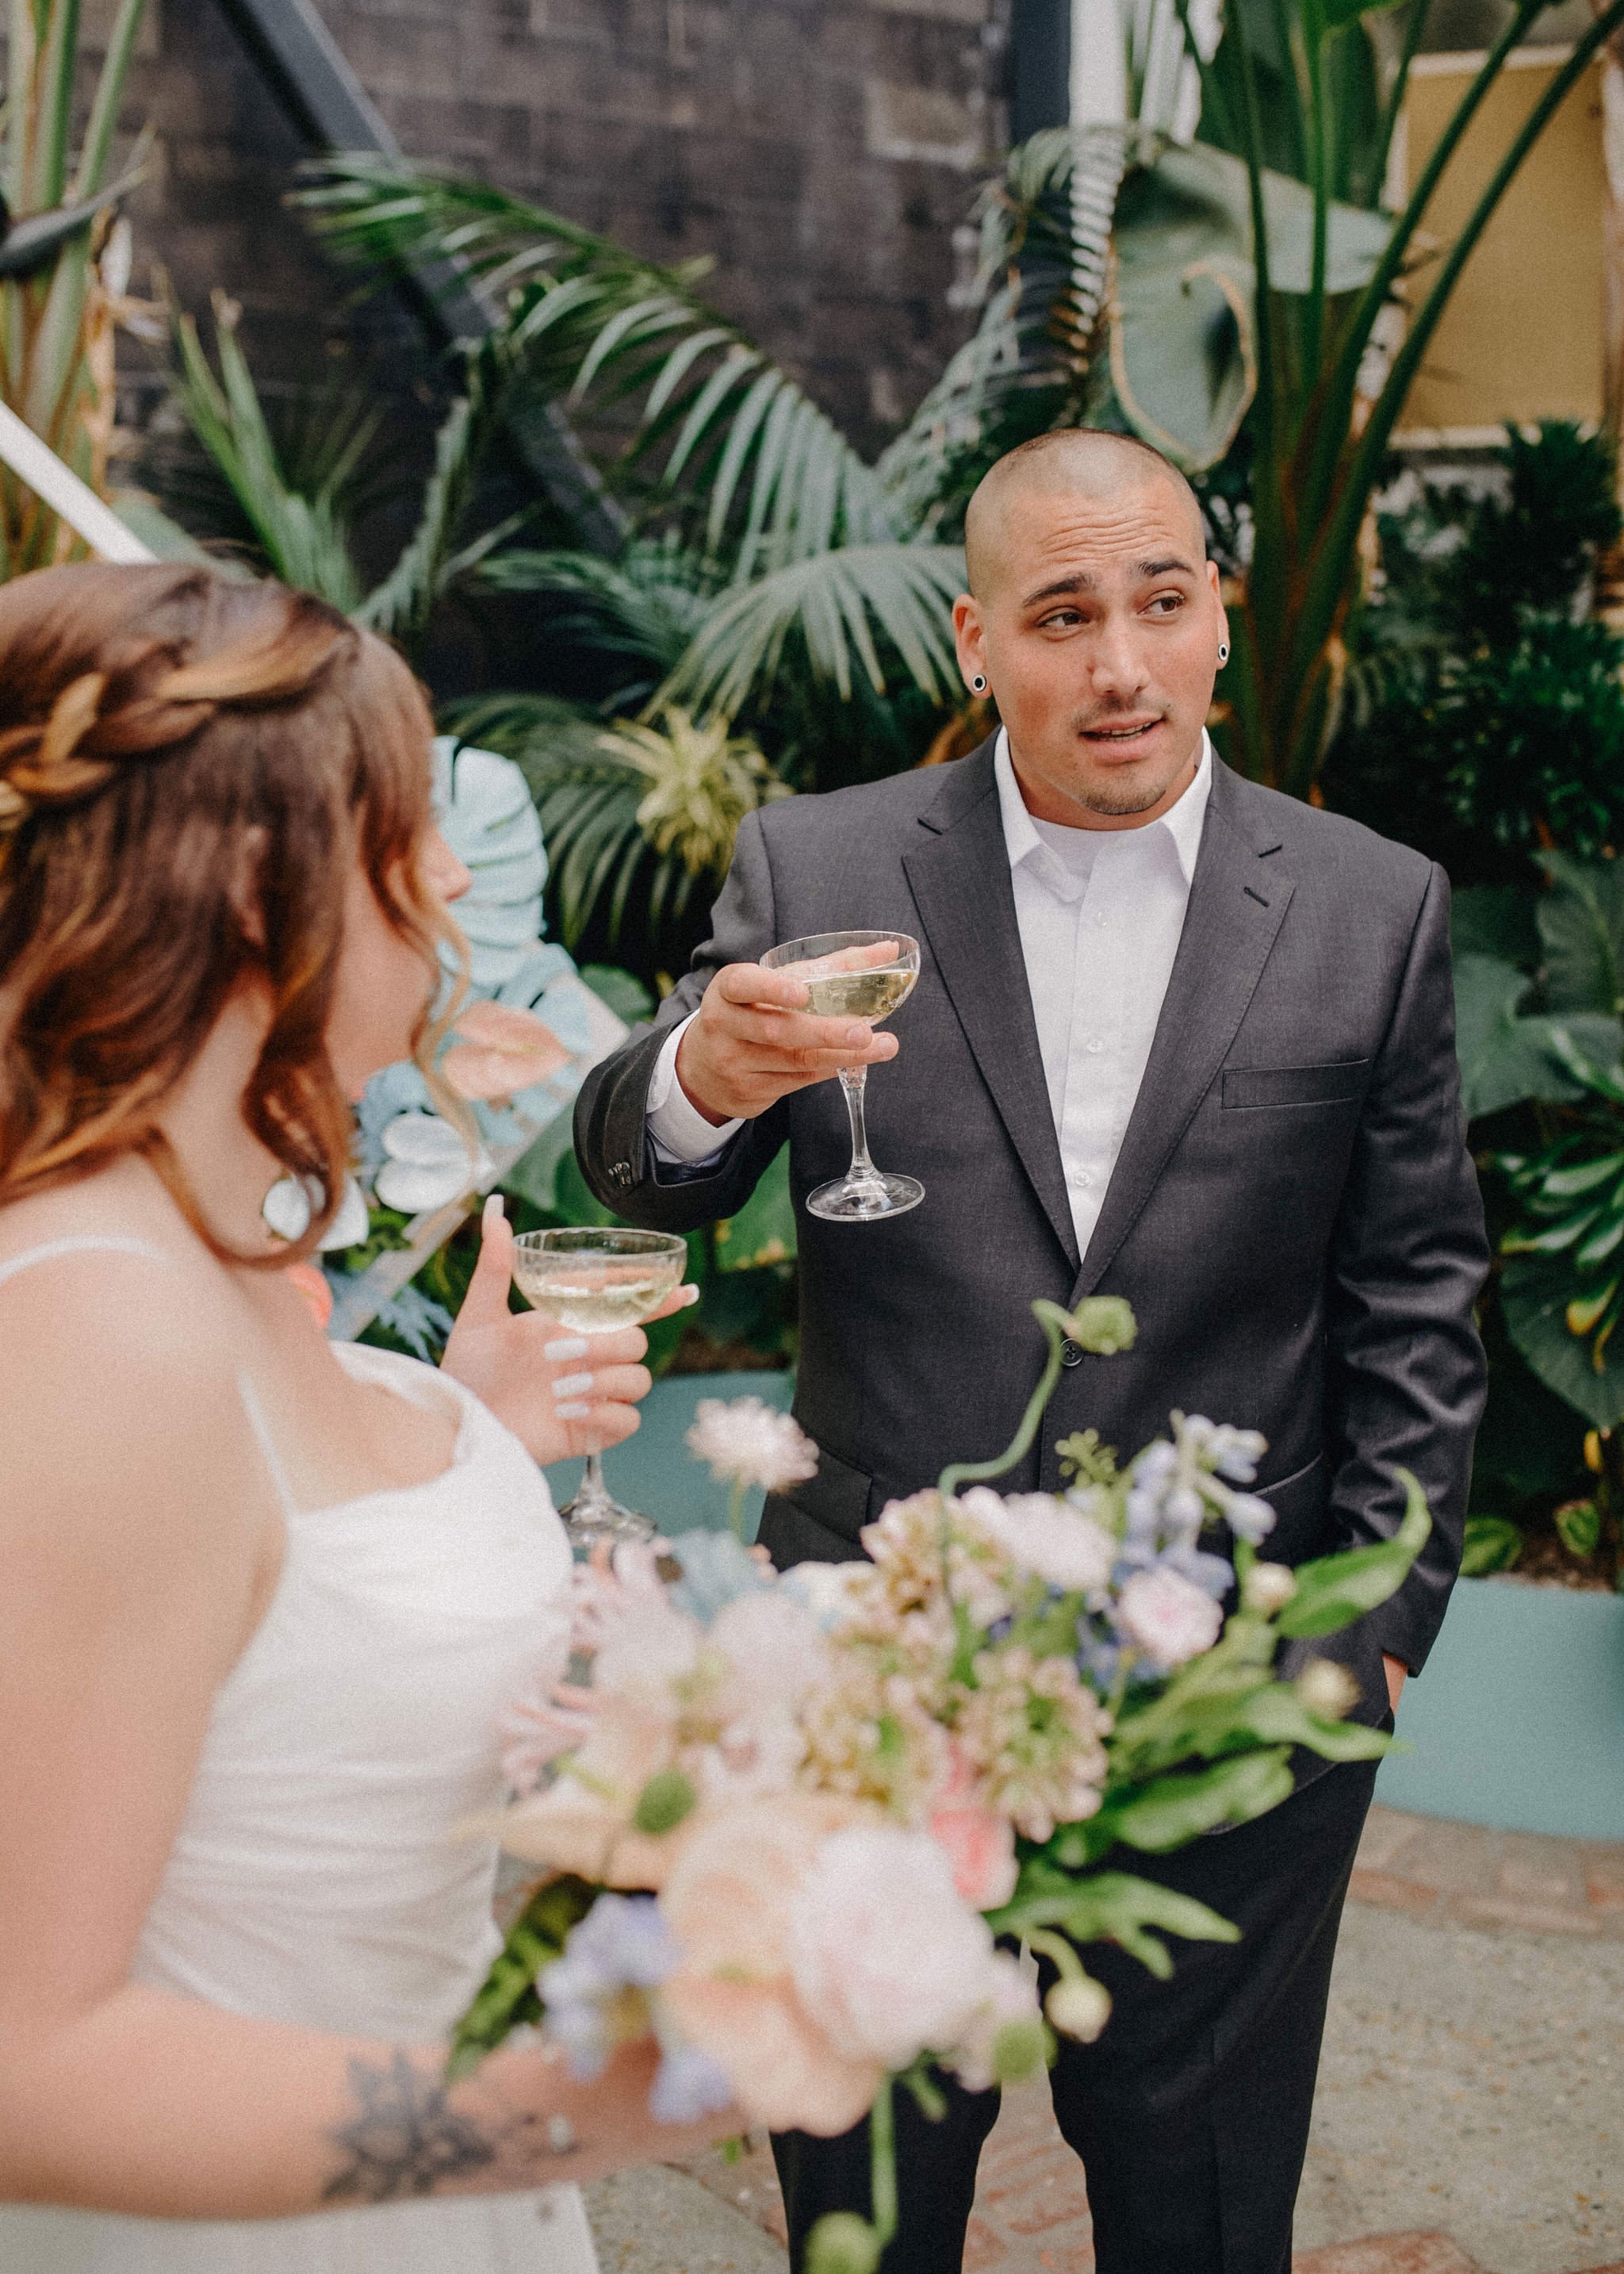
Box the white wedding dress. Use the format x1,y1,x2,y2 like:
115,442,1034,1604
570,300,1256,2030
0,1236,599,2274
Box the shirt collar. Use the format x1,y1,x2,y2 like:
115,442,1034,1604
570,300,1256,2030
993,725,1213,888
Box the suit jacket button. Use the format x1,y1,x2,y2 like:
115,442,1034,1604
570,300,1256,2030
1060,1339,1083,1367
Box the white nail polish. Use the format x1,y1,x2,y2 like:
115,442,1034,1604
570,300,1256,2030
543,1336,591,1360
680,1284,701,1308
553,1372,594,1399
555,1401,592,1420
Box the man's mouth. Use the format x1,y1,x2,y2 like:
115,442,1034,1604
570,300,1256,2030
1080,715,1163,748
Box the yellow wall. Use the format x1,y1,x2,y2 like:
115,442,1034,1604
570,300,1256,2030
1397,50,1604,439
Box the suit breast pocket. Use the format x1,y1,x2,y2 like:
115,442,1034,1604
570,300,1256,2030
1220,1059,1372,1110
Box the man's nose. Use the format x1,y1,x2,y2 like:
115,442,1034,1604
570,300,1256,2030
1088,613,1148,700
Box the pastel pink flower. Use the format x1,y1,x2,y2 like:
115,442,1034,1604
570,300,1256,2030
787,1823,1006,2073
1116,1566,1224,1669
659,1794,883,2136
442,999,569,1101
926,1747,1018,1909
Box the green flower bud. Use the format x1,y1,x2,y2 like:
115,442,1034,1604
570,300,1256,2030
1242,1561,1297,1616
806,2212,883,2274
1296,1659,1360,1721
1068,1297,1138,1356
1045,1975,1113,2043
632,1767,698,1836
991,2015,1051,2084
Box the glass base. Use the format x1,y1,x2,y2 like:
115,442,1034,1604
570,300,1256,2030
806,1171,925,1222
559,1490,657,1555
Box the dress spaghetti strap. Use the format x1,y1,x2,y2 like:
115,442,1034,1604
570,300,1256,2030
0,1232,300,1518
0,1232,174,1289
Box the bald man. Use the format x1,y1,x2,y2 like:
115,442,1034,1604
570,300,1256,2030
576,428,1488,2274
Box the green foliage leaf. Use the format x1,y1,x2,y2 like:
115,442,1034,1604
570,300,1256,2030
1554,1498,1602,1559
580,964,655,1025
1451,952,1622,1121
1459,1514,1524,1576
713,1145,797,1271
1104,1748,1297,1852
1452,883,1540,971
445,1873,597,2080
1538,852,1624,1017
990,1868,1240,1981
1274,1468,1431,1636
1502,1252,1624,1432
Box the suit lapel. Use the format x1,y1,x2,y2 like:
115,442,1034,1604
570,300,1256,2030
1073,764,1295,1298
903,746,1080,1272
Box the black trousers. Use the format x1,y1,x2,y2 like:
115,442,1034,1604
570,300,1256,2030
771,1754,1379,2274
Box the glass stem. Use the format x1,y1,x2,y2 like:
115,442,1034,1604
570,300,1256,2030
578,1448,608,1507
840,1064,884,1191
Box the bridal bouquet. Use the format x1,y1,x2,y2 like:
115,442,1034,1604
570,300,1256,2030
451,1296,1426,2274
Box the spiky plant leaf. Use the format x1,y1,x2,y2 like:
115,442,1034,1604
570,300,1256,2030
661,543,967,717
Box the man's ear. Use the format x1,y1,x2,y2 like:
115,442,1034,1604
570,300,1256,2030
952,592,987,692
226,825,270,949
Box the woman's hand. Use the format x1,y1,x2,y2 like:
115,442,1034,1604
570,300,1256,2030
440,1197,697,1466
481,2035,745,2187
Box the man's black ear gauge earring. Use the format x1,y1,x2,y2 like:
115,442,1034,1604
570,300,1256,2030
1217,642,1230,665
971,673,988,695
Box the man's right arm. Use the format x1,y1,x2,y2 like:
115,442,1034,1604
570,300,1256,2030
573,811,783,1232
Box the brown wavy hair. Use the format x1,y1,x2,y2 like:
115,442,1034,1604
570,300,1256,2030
0,562,463,1261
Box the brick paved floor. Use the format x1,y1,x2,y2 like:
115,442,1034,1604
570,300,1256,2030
676,1807,1624,2274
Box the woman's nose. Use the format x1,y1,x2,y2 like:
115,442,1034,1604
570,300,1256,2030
423,828,472,903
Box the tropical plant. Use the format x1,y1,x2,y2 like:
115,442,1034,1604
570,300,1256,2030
296,0,1624,800
1322,424,1624,884
161,287,513,650
1176,0,1624,792
1450,857,1624,1586
0,0,148,573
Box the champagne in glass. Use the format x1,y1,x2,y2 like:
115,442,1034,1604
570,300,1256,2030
511,1227,688,1551
763,930,923,1222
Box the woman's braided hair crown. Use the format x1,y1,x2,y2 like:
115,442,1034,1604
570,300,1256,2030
0,562,454,1263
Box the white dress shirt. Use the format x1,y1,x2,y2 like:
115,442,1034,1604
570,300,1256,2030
646,728,1213,1258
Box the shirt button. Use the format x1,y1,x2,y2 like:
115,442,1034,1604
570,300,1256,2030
1086,1038,1103,1054
1061,1340,1084,1367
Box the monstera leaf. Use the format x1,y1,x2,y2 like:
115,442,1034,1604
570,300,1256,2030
1450,864,1624,1123
433,735,549,991
1109,143,1394,472
1452,952,1622,1122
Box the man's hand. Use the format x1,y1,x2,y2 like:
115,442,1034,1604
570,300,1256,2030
441,1198,697,1465
1383,1653,1408,1713
675,948,902,1125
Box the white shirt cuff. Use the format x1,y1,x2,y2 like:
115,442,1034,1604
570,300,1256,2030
646,1014,744,1166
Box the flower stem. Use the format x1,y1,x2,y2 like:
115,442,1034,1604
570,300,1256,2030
870,2075,898,2252
728,1474,748,1540
937,1298,1074,1499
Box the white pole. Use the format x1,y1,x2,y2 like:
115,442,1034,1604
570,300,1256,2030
0,401,155,566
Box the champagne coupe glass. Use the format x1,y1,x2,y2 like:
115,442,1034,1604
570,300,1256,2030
763,930,922,1221
511,1226,688,1551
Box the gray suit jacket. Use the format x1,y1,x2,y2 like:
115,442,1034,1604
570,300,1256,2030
576,741,1489,1698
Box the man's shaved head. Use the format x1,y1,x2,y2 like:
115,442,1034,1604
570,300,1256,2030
964,428,1206,599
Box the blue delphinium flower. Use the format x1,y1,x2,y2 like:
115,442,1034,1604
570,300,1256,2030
538,1894,682,2078
665,1528,776,1624
650,2041,734,2123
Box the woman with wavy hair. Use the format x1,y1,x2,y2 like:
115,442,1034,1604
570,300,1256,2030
0,563,729,2271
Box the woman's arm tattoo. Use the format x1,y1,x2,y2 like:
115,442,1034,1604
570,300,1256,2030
322,2049,584,2203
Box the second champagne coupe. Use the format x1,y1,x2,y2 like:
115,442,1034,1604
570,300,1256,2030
763,929,922,1221
511,1226,688,1551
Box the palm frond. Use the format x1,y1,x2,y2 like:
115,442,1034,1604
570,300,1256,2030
168,288,364,609
661,543,967,718
471,539,714,703
298,156,903,569
355,372,492,641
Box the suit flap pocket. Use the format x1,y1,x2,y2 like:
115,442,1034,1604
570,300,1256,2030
776,1436,873,1549
1221,1059,1371,1110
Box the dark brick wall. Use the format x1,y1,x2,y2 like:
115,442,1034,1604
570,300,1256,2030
105,0,1011,460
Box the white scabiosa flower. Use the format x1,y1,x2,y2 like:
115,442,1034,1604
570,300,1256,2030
956,1489,1116,1596
685,1396,818,1494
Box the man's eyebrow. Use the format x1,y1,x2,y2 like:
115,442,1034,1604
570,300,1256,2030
1019,556,1200,610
